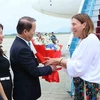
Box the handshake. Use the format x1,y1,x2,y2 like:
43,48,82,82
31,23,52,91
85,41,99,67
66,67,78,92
43,57,62,71
35,52,67,71
35,52,67,82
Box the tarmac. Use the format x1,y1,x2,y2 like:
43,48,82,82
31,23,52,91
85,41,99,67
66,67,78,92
36,34,74,100
38,64,74,100
3,34,74,100
3,34,100,100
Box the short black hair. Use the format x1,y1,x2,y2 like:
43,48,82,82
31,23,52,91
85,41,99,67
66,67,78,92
16,16,36,34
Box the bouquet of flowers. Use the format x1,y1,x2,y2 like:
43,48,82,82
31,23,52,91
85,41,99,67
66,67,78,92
31,36,62,82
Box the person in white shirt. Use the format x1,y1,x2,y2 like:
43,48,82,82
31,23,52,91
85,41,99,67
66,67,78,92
44,13,100,100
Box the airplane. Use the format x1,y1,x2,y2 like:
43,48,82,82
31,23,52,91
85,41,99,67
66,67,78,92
32,0,82,50
32,0,83,19
32,0,83,97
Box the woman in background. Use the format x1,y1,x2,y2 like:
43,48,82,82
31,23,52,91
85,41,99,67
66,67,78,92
44,14,100,100
0,24,12,100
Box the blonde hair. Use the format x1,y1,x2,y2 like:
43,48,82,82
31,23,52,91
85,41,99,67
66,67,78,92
72,13,94,39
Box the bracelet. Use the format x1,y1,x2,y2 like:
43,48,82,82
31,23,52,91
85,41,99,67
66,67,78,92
59,58,63,65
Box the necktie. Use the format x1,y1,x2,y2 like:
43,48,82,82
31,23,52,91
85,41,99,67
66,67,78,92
28,42,31,49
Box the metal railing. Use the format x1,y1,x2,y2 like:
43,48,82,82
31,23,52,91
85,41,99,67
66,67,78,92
88,0,96,17
81,0,96,17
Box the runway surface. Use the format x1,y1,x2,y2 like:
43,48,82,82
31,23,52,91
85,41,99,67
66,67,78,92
3,34,74,100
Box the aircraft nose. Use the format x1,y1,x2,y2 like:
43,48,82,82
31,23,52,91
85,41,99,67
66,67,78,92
32,0,41,11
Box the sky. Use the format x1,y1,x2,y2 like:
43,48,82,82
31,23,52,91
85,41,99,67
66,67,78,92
0,0,71,35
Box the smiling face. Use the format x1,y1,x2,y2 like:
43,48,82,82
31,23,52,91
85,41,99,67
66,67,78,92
24,22,36,41
0,27,4,44
17,16,36,41
71,18,86,39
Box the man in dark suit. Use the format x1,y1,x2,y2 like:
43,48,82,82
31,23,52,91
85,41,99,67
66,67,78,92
10,16,57,100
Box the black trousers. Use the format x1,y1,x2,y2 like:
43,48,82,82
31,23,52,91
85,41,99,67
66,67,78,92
0,78,12,100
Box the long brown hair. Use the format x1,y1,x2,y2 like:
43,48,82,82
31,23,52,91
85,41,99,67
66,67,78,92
0,46,4,56
0,24,4,56
72,13,94,39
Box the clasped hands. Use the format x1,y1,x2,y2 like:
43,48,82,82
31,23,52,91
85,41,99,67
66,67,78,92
43,57,61,71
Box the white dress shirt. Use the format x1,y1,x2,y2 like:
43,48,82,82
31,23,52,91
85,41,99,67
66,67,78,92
67,33,100,83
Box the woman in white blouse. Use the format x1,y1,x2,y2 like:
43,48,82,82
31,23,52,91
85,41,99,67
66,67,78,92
44,13,100,100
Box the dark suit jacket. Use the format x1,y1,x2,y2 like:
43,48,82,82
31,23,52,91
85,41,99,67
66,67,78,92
10,37,52,100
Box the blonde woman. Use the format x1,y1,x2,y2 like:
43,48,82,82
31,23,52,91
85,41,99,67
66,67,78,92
44,14,100,100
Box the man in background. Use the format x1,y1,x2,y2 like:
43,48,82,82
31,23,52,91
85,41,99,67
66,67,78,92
50,32,58,44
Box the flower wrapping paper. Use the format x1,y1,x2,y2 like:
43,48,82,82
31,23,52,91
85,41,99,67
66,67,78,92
32,39,62,82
